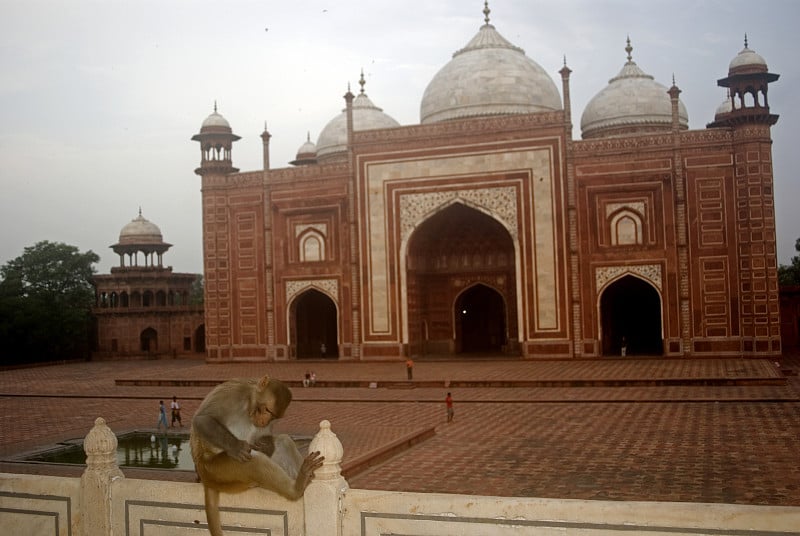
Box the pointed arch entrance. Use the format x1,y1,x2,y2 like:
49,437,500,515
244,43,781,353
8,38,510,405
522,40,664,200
406,202,517,356
455,284,507,353
290,288,338,359
194,324,206,353
140,327,158,353
600,275,663,356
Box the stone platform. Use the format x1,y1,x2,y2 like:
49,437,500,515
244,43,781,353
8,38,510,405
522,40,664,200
1,355,799,505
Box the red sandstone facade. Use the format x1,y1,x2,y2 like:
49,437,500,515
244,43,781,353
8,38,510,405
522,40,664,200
92,212,204,358
192,16,781,362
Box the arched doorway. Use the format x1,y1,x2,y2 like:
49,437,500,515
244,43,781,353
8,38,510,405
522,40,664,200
291,289,338,359
600,275,662,356
140,327,158,353
406,202,517,356
194,324,205,353
455,284,507,353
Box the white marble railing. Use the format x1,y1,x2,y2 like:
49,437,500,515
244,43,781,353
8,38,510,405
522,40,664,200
1,418,799,535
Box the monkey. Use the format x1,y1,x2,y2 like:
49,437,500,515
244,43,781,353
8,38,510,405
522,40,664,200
190,374,324,536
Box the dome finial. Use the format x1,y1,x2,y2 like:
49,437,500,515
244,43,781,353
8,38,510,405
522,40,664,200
483,1,490,25
743,33,749,48
306,131,311,142
138,206,142,217
359,69,366,94
213,100,217,113
625,36,633,62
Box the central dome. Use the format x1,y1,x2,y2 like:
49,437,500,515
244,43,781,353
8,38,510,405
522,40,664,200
420,7,561,124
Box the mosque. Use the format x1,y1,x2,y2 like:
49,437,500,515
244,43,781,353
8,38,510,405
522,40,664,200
192,3,781,361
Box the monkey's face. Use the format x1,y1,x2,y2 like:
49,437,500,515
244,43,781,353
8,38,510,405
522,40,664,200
251,403,277,427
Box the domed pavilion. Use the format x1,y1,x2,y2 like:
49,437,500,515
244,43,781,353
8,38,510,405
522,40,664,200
92,210,205,358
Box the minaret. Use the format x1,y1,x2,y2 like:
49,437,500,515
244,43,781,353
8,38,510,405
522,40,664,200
715,37,781,356
190,103,240,360
712,35,779,127
261,121,271,171
191,102,241,176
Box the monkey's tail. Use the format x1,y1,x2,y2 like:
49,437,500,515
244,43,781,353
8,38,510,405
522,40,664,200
204,486,223,536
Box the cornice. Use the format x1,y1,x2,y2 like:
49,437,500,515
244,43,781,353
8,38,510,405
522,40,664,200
573,128,735,156
353,111,566,146
268,163,350,182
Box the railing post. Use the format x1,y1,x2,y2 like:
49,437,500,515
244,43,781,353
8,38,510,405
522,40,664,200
80,417,124,536
305,420,348,536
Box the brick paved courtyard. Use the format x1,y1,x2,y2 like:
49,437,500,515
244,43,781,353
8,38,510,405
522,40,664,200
1,355,799,506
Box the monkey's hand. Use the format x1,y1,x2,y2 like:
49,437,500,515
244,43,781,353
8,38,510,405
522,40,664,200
251,435,275,457
225,438,253,462
294,451,324,496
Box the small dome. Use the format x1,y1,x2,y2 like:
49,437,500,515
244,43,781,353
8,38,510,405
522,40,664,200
316,78,400,161
199,102,233,132
290,132,318,166
714,95,733,119
728,37,768,75
118,210,164,245
420,6,561,124
296,133,317,158
581,38,688,139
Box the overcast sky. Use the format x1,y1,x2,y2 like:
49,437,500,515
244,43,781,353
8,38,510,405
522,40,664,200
1,0,798,276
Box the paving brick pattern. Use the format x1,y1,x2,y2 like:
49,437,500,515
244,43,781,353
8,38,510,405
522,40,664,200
1,355,799,506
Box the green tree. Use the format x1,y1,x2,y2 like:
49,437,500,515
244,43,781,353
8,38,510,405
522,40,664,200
189,274,205,305
0,241,99,365
778,237,800,286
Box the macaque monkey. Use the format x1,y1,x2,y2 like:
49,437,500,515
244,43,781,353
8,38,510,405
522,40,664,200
190,374,324,536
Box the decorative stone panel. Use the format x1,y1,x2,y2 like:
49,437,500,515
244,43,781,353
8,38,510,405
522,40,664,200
595,264,662,292
286,279,339,304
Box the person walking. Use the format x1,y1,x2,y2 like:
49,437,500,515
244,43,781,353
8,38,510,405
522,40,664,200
170,396,182,428
405,358,414,380
157,400,168,432
445,392,454,423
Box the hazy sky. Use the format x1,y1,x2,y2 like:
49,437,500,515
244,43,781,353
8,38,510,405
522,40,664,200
1,0,798,275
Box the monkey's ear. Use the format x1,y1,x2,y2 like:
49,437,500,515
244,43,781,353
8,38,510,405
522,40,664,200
257,374,271,392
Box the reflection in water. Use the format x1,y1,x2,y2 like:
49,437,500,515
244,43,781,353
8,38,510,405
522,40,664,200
25,433,311,472
27,432,195,471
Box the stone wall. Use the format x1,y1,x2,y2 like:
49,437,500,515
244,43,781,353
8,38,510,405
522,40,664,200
1,418,799,535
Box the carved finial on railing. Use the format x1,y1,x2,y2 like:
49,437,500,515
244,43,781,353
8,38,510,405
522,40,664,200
83,417,123,476
308,420,343,481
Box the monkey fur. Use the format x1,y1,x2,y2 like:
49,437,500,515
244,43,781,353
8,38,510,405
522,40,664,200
190,374,324,536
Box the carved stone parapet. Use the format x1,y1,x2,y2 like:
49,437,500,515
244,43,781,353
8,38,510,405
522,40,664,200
80,417,123,536
308,420,344,481
83,417,123,475
353,111,565,146
305,420,348,536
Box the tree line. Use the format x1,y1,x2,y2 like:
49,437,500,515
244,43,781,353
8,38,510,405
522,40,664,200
0,241,98,366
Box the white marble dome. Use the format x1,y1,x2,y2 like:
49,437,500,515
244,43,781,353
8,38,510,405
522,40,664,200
296,133,317,159
581,39,688,139
118,211,164,245
728,39,768,74
316,86,400,161
199,103,232,132
715,95,733,119
420,9,561,124
291,132,318,166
